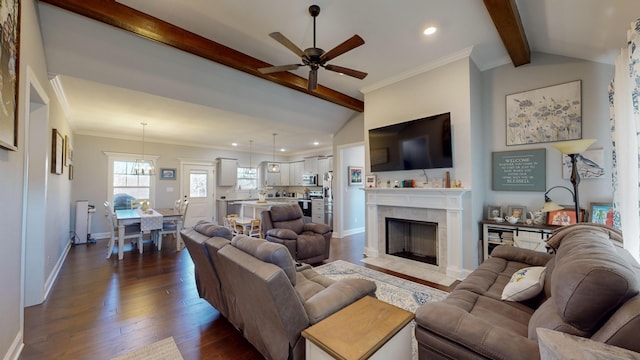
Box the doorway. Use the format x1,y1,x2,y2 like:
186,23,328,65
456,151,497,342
181,162,215,226
22,68,50,310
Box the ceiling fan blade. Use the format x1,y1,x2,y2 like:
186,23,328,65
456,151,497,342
258,64,301,74
308,69,318,91
320,35,365,62
324,64,368,79
269,32,307,59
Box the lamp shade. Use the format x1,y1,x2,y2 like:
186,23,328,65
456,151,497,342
541,201,564,213
550,139,596,154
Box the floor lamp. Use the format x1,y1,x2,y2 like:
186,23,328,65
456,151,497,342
550,139,596,222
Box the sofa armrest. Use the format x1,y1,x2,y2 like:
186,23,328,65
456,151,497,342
491,245,552,266
303,223,332,234
303,279,376,325
266,228,298,240
415,301,540,359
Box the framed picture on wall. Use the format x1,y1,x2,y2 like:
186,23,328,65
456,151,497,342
51,129,64,175
0,0,20,151
348,166,363,186
160,168,176,180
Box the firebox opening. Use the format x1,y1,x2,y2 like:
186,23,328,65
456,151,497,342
385,217,438,266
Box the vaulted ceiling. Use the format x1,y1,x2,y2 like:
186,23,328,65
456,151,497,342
37,0,638,154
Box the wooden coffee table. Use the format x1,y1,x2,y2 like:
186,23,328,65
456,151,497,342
302,296,414,360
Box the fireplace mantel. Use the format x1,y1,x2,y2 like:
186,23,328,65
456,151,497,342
363,187,471,280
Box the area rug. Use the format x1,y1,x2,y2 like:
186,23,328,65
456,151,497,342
111,337,183,360
314,260,449,360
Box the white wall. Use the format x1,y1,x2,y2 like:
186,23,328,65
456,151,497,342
338,144,366,236
364,57,481,271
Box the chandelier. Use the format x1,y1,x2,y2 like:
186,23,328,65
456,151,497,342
131,122,156,175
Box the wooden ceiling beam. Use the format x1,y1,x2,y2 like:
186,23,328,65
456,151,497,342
39,0,365,112
483,0,530,66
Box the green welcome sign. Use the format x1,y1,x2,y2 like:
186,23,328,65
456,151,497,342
492,149,546,191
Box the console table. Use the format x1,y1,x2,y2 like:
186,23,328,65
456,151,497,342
302,296,414,359
481,220,560,261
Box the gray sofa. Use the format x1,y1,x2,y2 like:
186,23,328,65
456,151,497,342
262,204,332,264
414,223,640,359
181,222,376,360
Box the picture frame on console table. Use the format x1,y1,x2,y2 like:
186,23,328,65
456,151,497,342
590,202,613,225
486,205,502,220
546,206,585,225
507,205,527,221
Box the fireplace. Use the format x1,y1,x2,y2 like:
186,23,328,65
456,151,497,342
363,187,470,279
385,218,438,265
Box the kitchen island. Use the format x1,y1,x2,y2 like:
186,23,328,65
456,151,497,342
233,198,297,219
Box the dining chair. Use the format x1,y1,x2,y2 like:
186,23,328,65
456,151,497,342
228,217,245,236
103,201,142,259
224,214,239,231
156,201,189,251
247,219,262,238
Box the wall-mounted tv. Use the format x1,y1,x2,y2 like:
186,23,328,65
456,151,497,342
368,112,452,172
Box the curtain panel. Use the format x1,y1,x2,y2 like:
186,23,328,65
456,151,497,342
610,19,640,261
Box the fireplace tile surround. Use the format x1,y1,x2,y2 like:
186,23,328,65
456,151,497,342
363,187,471,280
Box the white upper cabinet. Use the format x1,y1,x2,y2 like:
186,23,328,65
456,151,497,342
217,158,238,187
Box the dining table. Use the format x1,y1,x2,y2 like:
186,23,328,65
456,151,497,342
114,207,185,260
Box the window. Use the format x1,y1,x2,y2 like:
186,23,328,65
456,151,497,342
105,153,157,210
237,167,257,190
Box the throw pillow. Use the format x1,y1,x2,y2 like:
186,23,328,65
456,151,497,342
501,266,546,301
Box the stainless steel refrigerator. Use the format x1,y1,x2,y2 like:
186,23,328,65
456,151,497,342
323,171,333,229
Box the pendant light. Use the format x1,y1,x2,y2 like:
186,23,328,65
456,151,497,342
269,133,280,173
249,139,253,169
131,122,155,175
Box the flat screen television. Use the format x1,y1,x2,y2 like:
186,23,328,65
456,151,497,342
368,112,452,172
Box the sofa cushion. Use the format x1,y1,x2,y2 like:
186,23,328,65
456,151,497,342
270,205,305,234
296,233,326,260
266,228,298,240
502,266,546,301
231,235,297,285
550,229,639,332
194,221,233,239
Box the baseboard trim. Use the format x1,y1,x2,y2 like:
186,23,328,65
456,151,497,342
43,242,71,302
342,227,365,237
3,330,24,360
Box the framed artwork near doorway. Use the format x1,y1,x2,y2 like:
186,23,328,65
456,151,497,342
348,166,363,186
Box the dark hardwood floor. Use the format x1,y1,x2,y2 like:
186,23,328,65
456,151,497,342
20,233,453,360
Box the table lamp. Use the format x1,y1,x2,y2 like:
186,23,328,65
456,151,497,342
541,186,575,213
550,139,596,222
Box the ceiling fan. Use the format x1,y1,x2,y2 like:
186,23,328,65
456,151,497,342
258,4,367,91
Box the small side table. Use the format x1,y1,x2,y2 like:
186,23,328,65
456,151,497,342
302,296,414,360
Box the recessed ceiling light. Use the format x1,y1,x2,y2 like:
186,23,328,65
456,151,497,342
313,141,319,146
280,148,285,152
424,26,437,36
231,142,238,146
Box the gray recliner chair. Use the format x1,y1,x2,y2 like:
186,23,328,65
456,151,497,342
261,204,332,264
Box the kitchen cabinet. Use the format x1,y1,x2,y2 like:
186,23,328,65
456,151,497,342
304,157,318,174
290,161,304,186
259,162,279,186
280,162,290,186
217,158,238,187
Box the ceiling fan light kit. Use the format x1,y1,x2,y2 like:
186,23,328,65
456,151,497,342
258,4,367,91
